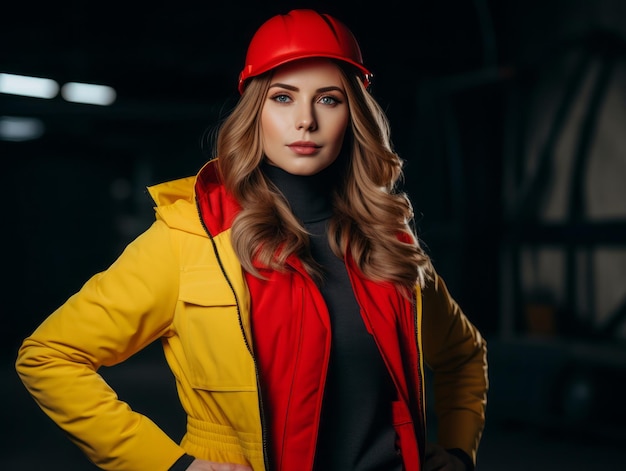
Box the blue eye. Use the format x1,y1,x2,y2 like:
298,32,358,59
272,94,291,103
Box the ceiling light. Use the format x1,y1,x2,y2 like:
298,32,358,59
61,82,117,106
0,116,45,141
0,73,59,99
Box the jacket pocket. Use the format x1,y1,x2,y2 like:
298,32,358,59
177,265,256,391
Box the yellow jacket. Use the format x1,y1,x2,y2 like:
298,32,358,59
16,163,488,470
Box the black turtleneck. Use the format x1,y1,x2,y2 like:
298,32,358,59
261,161,402,471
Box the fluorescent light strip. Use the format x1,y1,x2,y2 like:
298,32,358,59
0,73,59,99
0,116,45,141
61,82,116,106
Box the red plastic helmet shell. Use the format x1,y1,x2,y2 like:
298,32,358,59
238,9,372,94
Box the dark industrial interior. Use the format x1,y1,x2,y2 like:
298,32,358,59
3,0,625,469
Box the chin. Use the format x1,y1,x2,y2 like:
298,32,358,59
266,156,335,176
277,162,325,176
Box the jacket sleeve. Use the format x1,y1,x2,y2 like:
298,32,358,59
420,271,488,466
15,220,188,471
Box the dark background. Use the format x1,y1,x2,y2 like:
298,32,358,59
3,0,626,469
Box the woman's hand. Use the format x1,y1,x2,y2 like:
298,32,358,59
186,459,253,471
423,443,468,471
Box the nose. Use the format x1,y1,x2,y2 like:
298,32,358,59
296,104,317,131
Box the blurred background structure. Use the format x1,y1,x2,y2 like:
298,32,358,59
2,0,625,469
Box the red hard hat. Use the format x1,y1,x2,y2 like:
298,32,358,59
238,9,373,94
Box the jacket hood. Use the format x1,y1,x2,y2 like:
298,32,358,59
146,159,240,237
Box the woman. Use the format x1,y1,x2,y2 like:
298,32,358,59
16,9,488,471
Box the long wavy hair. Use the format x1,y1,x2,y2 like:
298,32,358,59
215,61,432,290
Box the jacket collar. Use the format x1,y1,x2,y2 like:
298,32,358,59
146,159,240,237
194,159,241,237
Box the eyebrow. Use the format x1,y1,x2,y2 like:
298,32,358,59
268,83,345,94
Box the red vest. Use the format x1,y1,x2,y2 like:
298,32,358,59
245,253,424,471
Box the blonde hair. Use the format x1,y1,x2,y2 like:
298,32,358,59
216,63,432,289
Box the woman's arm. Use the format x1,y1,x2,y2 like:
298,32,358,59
420,272,489,468
16,220,188,471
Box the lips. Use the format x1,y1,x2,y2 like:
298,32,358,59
287,141,320,155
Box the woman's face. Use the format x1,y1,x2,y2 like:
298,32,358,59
260,58,350,176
